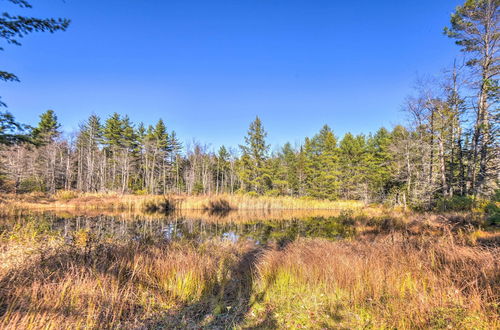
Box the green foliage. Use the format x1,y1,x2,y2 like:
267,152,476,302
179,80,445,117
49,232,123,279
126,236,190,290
0,111,28,144
18,177,45,193
435,195,475,211
339,133,368,199
31,110,61,145
239,116,271,193
484,201,500,226
193,182,204,195
304,125,340,200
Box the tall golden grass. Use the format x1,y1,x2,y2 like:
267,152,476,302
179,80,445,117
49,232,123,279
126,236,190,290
0,239,254,329
0,195,498,328
0,192,365,212
248,235,500,329
1,231,498,329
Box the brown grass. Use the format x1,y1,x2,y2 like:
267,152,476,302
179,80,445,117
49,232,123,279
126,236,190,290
249,235,500,328
0,198,498,328
0,239,255,329
0,192,365,212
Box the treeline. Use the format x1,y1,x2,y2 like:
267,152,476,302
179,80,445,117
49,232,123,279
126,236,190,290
0,105,496,207
0,0,498,207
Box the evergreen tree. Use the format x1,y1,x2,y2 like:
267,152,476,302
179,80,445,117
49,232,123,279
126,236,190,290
0,111,28,145
366,128,393,200
239,116,271,193
76,114,103,191
280,142,299,195
215,145,230,194
103,113,124,150
32,110,61,146
339,133,367,200
304,125,340,200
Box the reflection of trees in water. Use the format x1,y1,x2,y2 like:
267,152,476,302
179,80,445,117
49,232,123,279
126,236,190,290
2,211,356,246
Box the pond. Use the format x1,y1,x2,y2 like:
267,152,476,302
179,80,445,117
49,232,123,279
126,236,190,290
0,209,357,247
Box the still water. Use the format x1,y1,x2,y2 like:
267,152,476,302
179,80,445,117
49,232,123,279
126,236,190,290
0,209,357,246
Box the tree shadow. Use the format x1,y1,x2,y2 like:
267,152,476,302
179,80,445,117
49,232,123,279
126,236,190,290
147,247,278,329
0,241,278,329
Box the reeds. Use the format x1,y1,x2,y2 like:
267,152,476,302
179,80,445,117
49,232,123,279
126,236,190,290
0,192,366,212
0,239,254,329
1,230,498,328
0,199,498,328
248,235,500,329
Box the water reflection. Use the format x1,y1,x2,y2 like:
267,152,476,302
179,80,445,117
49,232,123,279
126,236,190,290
0,209,356,246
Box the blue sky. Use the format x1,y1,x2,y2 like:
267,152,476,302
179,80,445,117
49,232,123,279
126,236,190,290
2,0,462,150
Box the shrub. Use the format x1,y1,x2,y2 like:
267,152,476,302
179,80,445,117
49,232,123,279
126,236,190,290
435,196,475,212
54,190,79,201
18,177,45,193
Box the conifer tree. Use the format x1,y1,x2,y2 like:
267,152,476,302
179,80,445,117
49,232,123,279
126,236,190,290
239,116,270,193
339,133,367,200
216,145,230,194
366,128,393,200
103,113,125,190
0,111,27,145
169,131,183,193
280,142,299,195
32,110,61,146
304,125,340,199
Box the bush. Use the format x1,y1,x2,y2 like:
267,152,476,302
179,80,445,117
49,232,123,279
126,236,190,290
435,196,475,212
18,178,45,193
484,202,500,226
54,190,79,201
246,191,259,198
192,182,204,195
264,189,281,197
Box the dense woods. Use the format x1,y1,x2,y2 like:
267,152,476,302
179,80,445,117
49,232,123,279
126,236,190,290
0,0,498,209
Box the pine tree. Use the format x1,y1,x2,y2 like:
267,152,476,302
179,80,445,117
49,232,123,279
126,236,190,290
239,116,271,193
76,114,103,191
339,133,367,200
366,128,393,200
0,111,28,145
216,145,230,194
280,142,299,195
304,125,340,200
103,113,124,190
169,130,183,193
32,110,61,146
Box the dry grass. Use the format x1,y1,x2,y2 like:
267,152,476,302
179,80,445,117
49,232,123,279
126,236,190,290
0,239,254,329
0,199,498,328
0,192,365,212
248,235,500,329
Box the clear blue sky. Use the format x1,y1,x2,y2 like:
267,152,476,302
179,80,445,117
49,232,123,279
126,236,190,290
3,0,462,150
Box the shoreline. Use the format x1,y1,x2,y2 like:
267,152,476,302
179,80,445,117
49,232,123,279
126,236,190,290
0,192,369,212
